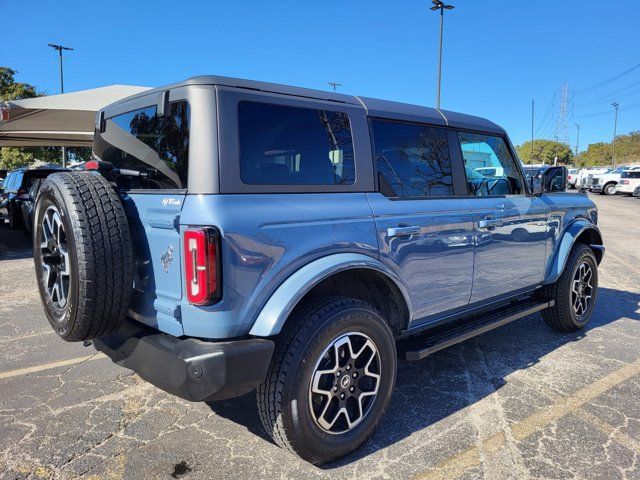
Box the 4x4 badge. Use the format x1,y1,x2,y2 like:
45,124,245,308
160,245,174,273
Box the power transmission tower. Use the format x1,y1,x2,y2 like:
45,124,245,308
554,81,570,145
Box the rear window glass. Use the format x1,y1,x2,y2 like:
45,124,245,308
238,101,355,185
97,101,190,190
622,171,640,179
372,120,453,198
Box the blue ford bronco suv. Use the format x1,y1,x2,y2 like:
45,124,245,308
34,76,603,464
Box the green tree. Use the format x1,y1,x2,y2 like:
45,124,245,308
575,131,640,167
516,139,574,165
0,67,75,170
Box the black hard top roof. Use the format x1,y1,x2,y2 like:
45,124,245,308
107,75,506,135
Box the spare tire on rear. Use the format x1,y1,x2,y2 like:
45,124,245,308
33,172,133,342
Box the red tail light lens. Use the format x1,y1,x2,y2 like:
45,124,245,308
183,227,221,305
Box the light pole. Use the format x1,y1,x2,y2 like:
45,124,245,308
574,123,580,158
430,0,454,109
328,82,342,92
48,43,73,167
611,102,619,168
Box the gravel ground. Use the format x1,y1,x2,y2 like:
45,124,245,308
0,192,639,480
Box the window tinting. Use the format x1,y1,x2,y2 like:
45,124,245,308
238,102,355,185
457,132,524,196
372,120,453,198
622,171,640,179
97,101,190,190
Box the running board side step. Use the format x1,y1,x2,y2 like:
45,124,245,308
398,300,554,361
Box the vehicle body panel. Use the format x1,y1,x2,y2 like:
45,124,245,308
366,193,475,321
463,195,549,302
178,193,379,338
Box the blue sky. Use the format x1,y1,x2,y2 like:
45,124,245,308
1,0,639,151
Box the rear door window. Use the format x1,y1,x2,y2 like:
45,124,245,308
371,119,454,198
97,101,190,190
457,132,524,196
238,101,355,185
622,171,640,179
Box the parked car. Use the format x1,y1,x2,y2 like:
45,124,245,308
0,167,66,230
567,168,579,189
33,75,604,464
615,170,640,195
633,184,640,197
19,178,45,235
590,166,640,195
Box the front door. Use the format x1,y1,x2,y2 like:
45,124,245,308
368,120,475,322
455,131,549,303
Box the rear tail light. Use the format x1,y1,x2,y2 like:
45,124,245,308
621,180,629,184
183,227,221,305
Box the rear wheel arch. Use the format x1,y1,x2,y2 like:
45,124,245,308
288,268,410,336
248,255,412,337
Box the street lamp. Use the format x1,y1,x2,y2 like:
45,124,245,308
574,123,581,157
430,0,455,109
48,43,73,167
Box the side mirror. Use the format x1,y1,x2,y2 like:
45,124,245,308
541,166,567,194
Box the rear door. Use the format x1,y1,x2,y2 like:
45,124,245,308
455,131,549,303
367,119,475,322
94,91,191,336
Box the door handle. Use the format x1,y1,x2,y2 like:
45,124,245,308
387,226,420,238
478,218,503,230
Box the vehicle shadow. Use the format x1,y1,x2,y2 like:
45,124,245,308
0,223,33,260
206,286,640,467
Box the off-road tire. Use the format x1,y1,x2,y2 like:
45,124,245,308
257,297,397,464
541,244,598,332
33,172,133,342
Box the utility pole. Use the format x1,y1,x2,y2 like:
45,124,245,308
611,102,619,168
574,123,581,158
328,82,342,92
430,0,455,109
48,43,74,167
530,99,534,164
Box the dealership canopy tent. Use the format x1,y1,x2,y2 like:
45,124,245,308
0,85,150,147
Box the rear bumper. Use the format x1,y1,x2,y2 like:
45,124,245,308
94,318,275,402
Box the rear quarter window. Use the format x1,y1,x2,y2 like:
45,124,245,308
95,101,190,190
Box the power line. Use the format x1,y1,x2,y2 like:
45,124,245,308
575,63,640,95
534,92,556,136
575,79,640,108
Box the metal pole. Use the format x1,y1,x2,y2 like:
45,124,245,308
574,123,580,158
611,102,619,168
436,6,444,109
48,44,73,168
530,99,534,164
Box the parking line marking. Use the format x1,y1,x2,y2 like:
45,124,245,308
0,330,55,344
0,353,106,380
413,358,640,480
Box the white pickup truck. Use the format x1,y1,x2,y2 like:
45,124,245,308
591,166,640,195
575,167,610,191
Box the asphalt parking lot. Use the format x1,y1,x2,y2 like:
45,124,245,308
0,192,639,480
